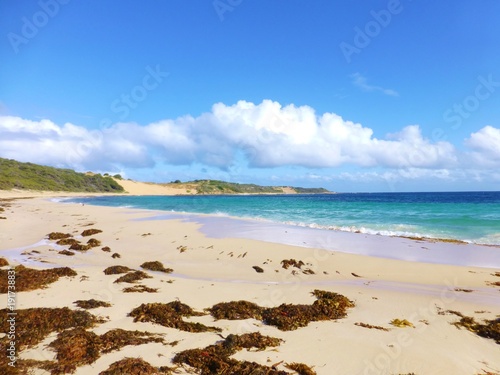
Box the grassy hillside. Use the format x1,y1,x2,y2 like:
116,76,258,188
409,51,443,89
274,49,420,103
166,179,330,195
0,158,124,192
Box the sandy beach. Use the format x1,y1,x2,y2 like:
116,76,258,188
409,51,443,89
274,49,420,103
1,194,500,375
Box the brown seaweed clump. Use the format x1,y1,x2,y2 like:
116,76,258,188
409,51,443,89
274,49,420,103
281,259,305,269
0,307,101,349
390,319,415,328
208,290,354,331
103,265,132,275
87,238,102,247
48,232,72,240
129,301,221,333
209,300,263,321
58,250,75,256
0,265,77,293
123,285,159,293
99,357,168,375
453,316,500,344
114,270,152,284
101,246,111,252
111,252,121,259
0,258,9,267
56,238,80,246
355,322,389,331
74,299,112,309
140,261,173,273
253,266,264,273
69,242,92,251
81,228,103,236
285,362,317,375
173,332,292,375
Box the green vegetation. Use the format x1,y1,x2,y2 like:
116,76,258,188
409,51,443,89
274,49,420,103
292,186,330,194
0,158,124,192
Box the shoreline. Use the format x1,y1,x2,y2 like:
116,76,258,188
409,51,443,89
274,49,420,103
1,195,500,374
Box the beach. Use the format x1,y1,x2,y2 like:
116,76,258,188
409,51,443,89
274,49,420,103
1,193,500,375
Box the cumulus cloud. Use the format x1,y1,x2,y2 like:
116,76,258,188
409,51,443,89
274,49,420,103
0,100,495,174
465,126,500,167
351,73,399,97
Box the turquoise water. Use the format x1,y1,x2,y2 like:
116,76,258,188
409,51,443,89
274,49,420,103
67,192,500,245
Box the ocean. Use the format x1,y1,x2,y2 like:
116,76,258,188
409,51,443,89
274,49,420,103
67,191,500,246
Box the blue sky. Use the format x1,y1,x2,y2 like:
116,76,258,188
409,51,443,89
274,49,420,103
1,0,500,192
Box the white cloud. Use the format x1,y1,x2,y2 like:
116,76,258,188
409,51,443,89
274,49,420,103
0,100,496,176
351,73,399,97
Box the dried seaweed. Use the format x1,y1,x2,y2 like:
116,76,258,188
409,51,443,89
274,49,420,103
69,242,92,251
123,285,159,293
285,362,317,375
210,300,263,320
74,299,112,309
355,322,389,331
111,252,121,259
173,332,288,375
114,270,152,283
103,265,132,275
56,238,79,246
101,246,111,252
129,301,221,332
253,266,264,273
140,261,173,273
281,259,305,269
48,232,72,240
81,228,103,236
390,319,415,328
99,357,166,375
87,238,102,247
0,258,8,267
208,290,354,331
100,328,165,353
0,265,77,293
453,316,500,344
58,250,75,256
0,307,101,349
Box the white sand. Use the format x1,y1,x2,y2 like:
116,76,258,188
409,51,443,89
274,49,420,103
1,195,499,374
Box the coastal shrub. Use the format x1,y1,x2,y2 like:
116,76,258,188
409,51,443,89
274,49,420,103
114,271,151,283
81,228,102,236
103,265,131,275
140,261,173,273
129,301,221,333
0,265,77,293
0,258,8,267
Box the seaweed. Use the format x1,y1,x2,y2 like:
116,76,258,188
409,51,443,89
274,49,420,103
58,250,75,256
208,290,354,331
99,328,165,353
390,319,415,328
111,252,121,258
0,265,77,293
99,357,167,375
355,322,389,331
285,362,317,375
123,285,159,293
129,301,221,333
0,307,101,349
87,238,102,247
173,332,289,374
69,242,92,251
253,266,264,273
81,228,103,236
177,245,187,253
114,270,152,283
453,316,500,344
0,258,8,267
140,261,173,273
103,265,131,275
101,246,111,252
48,232,72,240
74,299,112,309
56,238,79,246
209,300,263,320
281,259,305,269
